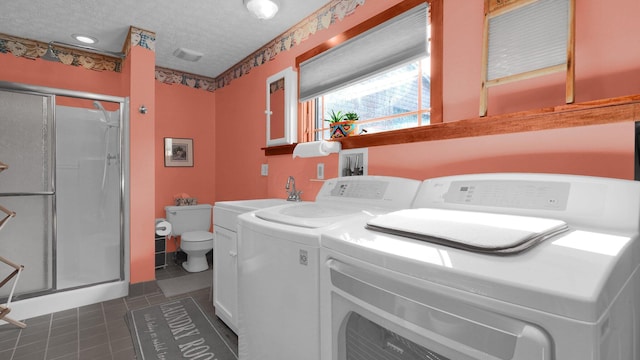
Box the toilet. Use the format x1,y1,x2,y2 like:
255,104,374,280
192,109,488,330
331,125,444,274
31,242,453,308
165,204,213,272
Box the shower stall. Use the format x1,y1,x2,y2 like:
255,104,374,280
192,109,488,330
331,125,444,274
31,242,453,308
0,82,129,322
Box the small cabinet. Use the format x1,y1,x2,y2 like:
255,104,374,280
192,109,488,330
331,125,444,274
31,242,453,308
213,225,238,333
155,234,167,269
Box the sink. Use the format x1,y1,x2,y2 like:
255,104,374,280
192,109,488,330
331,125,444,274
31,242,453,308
215,198,289,213
255,203,364,228
213,198,289,231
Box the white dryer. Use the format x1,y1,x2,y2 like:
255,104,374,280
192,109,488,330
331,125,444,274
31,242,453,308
236,176,421,360
320,173,640,360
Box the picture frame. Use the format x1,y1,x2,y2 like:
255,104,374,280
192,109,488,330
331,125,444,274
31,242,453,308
164,137,194,167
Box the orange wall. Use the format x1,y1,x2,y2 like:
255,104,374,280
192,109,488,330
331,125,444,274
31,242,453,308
155,82,216,252
127,45,157,283
0,52,124,96
2,0,639,286
215,0,638,202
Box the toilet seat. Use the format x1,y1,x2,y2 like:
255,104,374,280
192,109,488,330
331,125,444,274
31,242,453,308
181,230,213,242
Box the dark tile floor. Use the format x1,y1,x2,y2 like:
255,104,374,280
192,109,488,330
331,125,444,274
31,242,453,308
0,252,237,360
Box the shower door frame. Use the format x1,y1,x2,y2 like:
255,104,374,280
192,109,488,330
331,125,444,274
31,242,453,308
0,80,130,298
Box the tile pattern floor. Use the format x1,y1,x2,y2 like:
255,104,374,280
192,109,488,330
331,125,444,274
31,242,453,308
0,253,237,360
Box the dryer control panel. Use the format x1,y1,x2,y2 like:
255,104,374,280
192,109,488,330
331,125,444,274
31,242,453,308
443,180,570,211
414,173,640,232
316,176,421,210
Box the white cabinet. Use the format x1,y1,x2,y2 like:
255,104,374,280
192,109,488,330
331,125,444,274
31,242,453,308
213,225,238,333
213,199,287,335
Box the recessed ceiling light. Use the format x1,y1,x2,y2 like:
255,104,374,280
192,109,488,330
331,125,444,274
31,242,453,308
72,34,98,44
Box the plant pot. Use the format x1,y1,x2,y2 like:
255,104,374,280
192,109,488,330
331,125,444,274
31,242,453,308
330,120,357,138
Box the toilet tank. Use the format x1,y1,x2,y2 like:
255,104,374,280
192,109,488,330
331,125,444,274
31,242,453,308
165,204,212,235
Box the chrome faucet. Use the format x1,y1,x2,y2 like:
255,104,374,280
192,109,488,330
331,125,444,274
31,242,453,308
285,176,302,201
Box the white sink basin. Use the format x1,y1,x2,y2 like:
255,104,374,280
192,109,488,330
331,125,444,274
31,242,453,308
213,198,289,231
215,198,289,212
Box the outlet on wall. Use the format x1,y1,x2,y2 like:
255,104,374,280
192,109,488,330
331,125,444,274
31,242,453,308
317,163,324,180
261,164,269,176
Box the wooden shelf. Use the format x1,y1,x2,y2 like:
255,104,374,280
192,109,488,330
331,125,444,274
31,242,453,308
265,93,640,156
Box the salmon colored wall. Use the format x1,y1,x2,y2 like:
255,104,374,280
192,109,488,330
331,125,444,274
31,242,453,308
215,0,639,202
215,0,402,201
2,0,639,286
0,53,124,96
127,46,157,283
155,82,216,252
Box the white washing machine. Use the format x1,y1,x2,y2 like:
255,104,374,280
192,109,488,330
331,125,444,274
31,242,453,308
236,176,421,360
320,173,640,360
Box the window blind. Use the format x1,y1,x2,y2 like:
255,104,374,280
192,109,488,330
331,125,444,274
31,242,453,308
487,0,569,81
299,2,428,102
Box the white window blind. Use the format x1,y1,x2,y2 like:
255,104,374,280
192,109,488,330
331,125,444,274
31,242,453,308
487,0,569,81
299,2,429,102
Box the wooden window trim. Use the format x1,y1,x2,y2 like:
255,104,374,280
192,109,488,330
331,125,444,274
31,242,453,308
295,0,442,123
264,94,640,156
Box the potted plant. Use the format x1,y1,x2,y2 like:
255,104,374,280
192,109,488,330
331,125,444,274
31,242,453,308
325,110,345,124
327,110,358,138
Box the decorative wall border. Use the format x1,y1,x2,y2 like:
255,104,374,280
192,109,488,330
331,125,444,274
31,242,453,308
0,0,364,91
214,0,365,91
155,67,216,92
124,26,156,54
0,33,123,72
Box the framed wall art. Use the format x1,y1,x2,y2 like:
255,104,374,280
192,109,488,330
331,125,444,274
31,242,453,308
164,137,194,167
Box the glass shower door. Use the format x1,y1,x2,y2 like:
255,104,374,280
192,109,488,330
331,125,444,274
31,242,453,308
0,89,55,300
55,102,121,289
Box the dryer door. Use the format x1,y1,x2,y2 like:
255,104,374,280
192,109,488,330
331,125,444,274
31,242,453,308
326,258,553,360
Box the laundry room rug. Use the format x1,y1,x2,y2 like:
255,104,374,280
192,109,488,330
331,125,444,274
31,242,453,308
157,269,212,298
126,297,237,360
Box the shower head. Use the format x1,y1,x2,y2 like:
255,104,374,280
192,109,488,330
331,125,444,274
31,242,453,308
41,42,60,62
93,101,119,128
93,101,106,111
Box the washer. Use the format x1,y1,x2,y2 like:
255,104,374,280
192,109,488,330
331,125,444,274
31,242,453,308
236,176,421,360
320,173,640,360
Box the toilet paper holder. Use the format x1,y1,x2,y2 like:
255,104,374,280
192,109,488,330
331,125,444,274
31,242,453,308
155,219,172,236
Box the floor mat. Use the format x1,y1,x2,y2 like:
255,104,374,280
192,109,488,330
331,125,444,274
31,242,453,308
126,297,237,360
157,269,212,297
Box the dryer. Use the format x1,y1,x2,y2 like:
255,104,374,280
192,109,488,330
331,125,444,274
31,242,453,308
236,176,421,360
320,173,640,360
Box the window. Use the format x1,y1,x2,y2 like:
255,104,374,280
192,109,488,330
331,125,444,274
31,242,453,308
314,56,430,140
296,0,438,144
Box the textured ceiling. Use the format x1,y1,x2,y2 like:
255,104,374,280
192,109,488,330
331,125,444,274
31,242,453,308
0,0,330,78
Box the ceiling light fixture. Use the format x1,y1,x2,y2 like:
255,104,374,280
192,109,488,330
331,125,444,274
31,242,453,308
244,0,279,20
72,34,98,44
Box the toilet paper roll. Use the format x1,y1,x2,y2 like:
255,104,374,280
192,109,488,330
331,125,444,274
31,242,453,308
155,220,172,236
292,140,341,158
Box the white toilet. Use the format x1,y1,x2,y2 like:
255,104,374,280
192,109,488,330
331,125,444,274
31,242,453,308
165,204,214,272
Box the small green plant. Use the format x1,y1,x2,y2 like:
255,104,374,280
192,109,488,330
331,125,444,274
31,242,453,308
344,112,359,121
325,110,345,124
